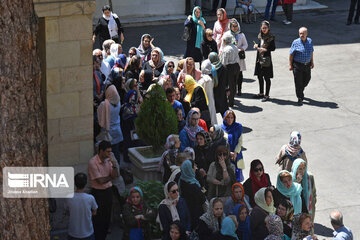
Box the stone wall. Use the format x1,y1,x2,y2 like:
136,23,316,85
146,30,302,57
34,0,95,167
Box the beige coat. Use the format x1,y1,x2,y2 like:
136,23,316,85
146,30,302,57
275,144,307,172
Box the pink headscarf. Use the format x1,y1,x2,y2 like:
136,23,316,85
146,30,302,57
177,58,201,89
97,85,120,130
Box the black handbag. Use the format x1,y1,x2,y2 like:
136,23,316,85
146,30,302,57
238,50,246,59
259,55,271,67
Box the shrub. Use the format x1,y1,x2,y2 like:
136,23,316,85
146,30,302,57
135,84,178,152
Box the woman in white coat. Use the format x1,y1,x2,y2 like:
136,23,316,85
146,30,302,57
198,59,217,125
228,18,248,96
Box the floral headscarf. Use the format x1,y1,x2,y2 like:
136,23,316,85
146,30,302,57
285,131,303,161
265,215,284,240
291,214,313,240
199,198,225,233
183,110,203,142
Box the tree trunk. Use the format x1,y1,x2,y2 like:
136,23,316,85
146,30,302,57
0,0,49,239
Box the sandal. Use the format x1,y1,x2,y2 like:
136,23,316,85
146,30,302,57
261,96,270,102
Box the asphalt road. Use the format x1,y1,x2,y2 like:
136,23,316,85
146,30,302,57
108,0,360,239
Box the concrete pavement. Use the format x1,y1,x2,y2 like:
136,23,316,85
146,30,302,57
107,0,360,239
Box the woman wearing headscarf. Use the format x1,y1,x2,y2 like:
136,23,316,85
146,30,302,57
194,131,213,187
122,186,156,240
179,160,207,230
179,110,203,151
109,67,126,104
201,28,218,60
168,221,187,240
113,54,127,72
225,183,251,216
219,31,241,108
159,135,181,184
250,187,276,240
93,5,124,49
198,59,217,125
198,198,225,240
143,47,166,83
291,213,316,240
264,214,286,240
276,199,294,238
221,110,244,182
233,204,251,240
184,75,211,127
120,81,140,163
219,216,239,240
213,8,230,49
208,124,228,165
253,20,276,102
184,6,206,64
209,52,229,116
207,145,236,201
107,43,122,68
243,159,272,207
177,57,202,90
158,181,191,239
291,159,316,222
97,85,123,162
275,131,307,172
273,170,303,215
175,60,185,81
160,61,177,88
228,19,248,96
137,34,155,63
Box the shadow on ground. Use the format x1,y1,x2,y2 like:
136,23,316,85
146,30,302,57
314,223,334,237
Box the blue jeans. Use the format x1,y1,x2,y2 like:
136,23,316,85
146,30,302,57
265,0,278,19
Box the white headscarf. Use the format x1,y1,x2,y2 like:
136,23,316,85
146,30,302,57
156,181,180,230
103,12,119,38
110,44,119,59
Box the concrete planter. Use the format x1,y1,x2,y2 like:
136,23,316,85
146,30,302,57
128,146,162,181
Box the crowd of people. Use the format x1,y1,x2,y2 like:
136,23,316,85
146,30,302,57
62,3,353,240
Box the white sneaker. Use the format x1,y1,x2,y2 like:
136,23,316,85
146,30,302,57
282,19,287,23
284,20,292,25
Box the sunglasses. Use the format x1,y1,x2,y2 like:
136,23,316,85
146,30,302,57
217,152,227,157
171,189,179,194
253,167,263,172
168,65,174,68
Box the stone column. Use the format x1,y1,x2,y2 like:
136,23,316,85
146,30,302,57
34,0,95,167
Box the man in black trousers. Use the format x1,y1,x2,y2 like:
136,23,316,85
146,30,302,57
346,0,360,25
212,0,227,13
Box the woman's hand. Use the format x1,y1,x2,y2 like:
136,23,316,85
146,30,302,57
92,35,96,44
230,152,237,161
120,32,124,44
135,215,144,220
219,157,227,169
198,20,205,29
199,168,207,177
253,43,258,49
212,179,221,185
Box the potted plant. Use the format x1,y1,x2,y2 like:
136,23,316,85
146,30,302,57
129,84,178,180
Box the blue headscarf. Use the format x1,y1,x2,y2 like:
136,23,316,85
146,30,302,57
115,54,127,69
233,204,251,240
192,6,206,49
122,90,138,120
222,110,243,161
221,217,239,240
180,160,200,187
291,158,312,215
276,170,303,214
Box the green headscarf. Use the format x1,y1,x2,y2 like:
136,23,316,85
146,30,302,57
276,170,303,214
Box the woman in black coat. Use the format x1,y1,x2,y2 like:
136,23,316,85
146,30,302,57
253,20,275,102
142,47,165,84
92,5,124,49
208,52,229,116
184,6,206,64
201,28,218,60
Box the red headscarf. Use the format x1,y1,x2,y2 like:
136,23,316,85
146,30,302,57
249,159,269,198
218,8,229,48
231,183,245,204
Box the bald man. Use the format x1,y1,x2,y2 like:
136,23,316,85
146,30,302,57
330,210,353,240
289,27,314,105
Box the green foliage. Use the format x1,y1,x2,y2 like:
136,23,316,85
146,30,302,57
135,84,178,151
137,180,164,238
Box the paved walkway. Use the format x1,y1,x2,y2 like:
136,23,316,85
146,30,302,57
106,0,360,239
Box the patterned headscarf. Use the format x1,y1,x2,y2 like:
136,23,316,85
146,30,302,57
291,214,313,239
285,131,303,160
200,198,225,233
184,110,203,142
265,215,283,240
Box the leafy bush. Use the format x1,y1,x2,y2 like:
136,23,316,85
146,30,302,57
137,180,164,238
135,84,178,152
